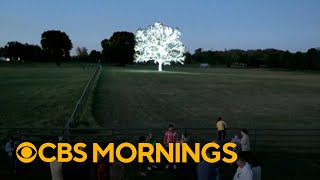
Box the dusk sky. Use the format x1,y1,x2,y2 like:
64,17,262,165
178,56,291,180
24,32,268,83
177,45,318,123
0,0,319,55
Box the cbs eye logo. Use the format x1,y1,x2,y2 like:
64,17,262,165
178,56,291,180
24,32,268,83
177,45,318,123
16,142,37,163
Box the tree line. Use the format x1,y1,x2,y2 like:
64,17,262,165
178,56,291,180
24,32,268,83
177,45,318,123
1,29,319,70
0,30,135,66
185,48,320,70
0,30,73,66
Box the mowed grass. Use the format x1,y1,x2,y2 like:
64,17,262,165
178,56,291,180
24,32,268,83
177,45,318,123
0,63,95,129
93,66,320,180
94,66,320,129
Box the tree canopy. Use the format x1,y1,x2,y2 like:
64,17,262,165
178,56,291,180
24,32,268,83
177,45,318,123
41,30,73,66
101,31,135,66
2,41,42,62
89,50,101,63
134,22,186,71
0,28,318,71
184,48,320,70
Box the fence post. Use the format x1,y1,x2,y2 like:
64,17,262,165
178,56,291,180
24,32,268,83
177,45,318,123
65,64,100,129
112,129,114,142
253,129,257,152
62,128,66,142
19,128,22,141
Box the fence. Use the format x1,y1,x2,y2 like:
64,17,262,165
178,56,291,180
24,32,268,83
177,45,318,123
64,64,102,140
1,127,319,153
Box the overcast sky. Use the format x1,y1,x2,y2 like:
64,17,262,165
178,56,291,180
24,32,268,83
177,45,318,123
0,0,319,54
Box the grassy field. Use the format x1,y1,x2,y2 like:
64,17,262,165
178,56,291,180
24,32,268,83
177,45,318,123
0,63,95,130
92,65,320,180
1,64,320,179
93,66,320,129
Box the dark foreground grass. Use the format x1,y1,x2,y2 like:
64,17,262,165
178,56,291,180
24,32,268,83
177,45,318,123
0,63,95,129
1,65,319,179
0,148,318,180
92,65,320,179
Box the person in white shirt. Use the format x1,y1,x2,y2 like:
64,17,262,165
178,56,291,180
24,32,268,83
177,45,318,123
50,160,63,180
240,129,250,152
240,129,250,162
251,156,261,180
233,156,253,180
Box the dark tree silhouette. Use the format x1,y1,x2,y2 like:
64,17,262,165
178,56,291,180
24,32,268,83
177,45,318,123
0,47,4,57
3,41,24,62
101,39,111,63
41,30,72,66
101,31,135,66
306,48,319,70
185,48,320,71
89,50,101,63
184,52,193,64
2,42,42,62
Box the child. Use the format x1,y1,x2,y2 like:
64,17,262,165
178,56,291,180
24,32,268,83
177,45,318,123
180,131,189,143
146,132,157,170
231,135,241,154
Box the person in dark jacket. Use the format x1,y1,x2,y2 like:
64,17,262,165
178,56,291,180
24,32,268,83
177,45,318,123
197,147,217,180
139,136,148,176
177,131,196,180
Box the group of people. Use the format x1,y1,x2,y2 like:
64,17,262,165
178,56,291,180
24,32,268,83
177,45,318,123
138,124,190,176
217,117,250,156
136,119,261,180
216,117,261,180
50,142,127,180
4,117,261,180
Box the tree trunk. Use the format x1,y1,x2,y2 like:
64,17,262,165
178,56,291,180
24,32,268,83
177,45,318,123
158,62,163,72
56,58,61,67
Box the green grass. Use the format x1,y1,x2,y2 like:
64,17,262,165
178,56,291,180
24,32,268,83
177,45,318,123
0,62,99,179
92,65,320,180
1,64,320,179
0,62,95,130
94,66,320,129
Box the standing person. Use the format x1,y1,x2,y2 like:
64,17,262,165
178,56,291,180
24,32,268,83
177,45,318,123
5,136,17,174
196,148,217,180
215,140,226,180
240,129,250,162
231,134,242,154
50,146,63,180
164,124,178,170
110,160,126,180
146,132,157,170
77,147,90,180
63,148,90,180
233,156,253,180
50,160,63,180
139,135,148,176
251,156,261,180
177,131,195,180
216,117,228,143
96,155,110,180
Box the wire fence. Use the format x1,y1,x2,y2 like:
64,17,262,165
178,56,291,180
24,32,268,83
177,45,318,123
64,63,102,140
1,63,319,154
1,127,319,153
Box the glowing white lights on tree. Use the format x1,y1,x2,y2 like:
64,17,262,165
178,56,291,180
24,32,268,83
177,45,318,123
134,22,185,71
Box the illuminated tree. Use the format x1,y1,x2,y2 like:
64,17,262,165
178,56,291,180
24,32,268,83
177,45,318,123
134,22,185,71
